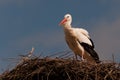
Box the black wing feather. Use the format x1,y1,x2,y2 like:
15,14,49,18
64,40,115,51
89,38,94,48
79,42,100,63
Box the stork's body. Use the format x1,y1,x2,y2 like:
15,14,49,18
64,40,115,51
59,14,100,63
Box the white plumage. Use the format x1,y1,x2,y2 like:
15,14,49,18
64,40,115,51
59,14,100,63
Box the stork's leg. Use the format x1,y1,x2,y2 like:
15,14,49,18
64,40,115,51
81,55,84,61
75,54,78,60
81,52,85,61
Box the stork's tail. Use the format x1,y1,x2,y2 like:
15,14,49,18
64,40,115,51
95,59,101,63
90,50,101,64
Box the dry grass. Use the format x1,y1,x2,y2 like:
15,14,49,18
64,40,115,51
0,56,120,80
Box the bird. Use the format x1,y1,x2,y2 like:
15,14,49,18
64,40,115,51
59,14,100,63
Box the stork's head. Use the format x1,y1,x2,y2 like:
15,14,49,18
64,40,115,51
59,14,72,27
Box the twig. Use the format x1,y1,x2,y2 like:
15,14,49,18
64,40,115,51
47,69,53,80
65,71,71,80
104,70,113,80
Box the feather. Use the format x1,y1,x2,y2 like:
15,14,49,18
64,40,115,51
79,42,100,63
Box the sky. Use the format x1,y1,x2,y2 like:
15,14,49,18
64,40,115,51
0,0,120,73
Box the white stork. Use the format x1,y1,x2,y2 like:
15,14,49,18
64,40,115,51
59,14,100,63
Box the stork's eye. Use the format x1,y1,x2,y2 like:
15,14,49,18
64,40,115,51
66,16,69,18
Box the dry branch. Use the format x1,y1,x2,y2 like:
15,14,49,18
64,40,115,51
0,57,120,80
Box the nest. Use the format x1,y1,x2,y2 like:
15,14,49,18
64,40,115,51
0,57,120,80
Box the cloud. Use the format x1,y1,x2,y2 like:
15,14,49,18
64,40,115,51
92,17,120,62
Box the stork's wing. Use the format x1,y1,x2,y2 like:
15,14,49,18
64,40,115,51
79,42,100,63
89,38,94,48
75,28,94,47
74,28,99,62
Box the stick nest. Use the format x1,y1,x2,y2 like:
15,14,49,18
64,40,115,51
0,57,120,80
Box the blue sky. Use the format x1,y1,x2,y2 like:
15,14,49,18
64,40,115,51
0,0,120,73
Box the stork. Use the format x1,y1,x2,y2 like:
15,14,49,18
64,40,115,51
59,14,100,63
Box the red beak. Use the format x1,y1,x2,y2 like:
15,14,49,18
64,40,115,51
59,18,67,26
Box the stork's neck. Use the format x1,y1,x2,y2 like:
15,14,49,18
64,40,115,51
63,24,73,35
63,24,72,30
